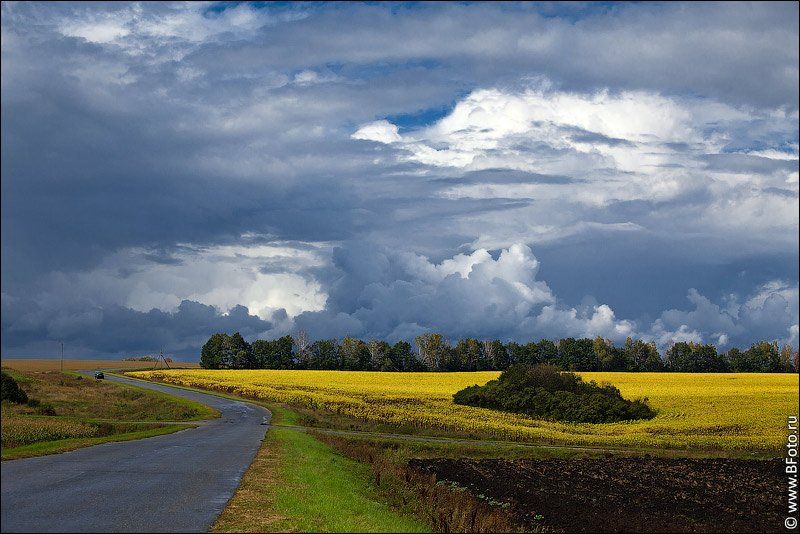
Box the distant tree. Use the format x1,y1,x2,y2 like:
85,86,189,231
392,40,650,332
200,331,793,374
558,338,598,371
622,338,663,371
507,340,557,367
741,341,782,372
505,342,525,366
453,338,483,371
781,345,800,372
725,347,746,372
665,341,725,372
594,337,625,371
367,340,392,371
483,339,509,370
665,342,692,371
274,335,295,368
640,342,665,371
228,332,255,369
390,341,424,371
414,333,450,371
201,333,228,369
533,339,558,366
341,337,369,370
779,345,796,372
310,339,339,369
252,335,294,369
293,330,313,369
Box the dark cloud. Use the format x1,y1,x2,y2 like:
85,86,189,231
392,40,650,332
1,298,271,357
1,2,797,356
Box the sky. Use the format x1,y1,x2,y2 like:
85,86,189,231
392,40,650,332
1,1,798,358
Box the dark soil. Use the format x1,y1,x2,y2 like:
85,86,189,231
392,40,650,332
409,457,790,533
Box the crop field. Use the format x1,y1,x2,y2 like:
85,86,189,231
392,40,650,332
129,370,799,452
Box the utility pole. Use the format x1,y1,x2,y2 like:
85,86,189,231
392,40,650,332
60,341,64,372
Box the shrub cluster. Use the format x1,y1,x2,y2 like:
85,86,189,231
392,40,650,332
452,364,656,424
1,371,28,404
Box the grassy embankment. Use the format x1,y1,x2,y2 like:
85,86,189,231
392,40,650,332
1,367,217,460
214,405,429,533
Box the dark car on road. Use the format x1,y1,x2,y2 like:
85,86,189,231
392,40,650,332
94,371,104,379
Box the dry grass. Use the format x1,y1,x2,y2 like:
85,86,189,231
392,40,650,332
1,417,98,448
213,430,287,532
1,368,216,459
3,370,215,421
1,359,198,372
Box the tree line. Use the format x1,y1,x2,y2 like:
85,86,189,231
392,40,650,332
200,331,799,373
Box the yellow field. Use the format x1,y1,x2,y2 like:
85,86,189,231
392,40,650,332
1,359,199,372
129,370,799,452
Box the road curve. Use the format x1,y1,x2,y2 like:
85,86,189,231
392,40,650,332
1,374,270,533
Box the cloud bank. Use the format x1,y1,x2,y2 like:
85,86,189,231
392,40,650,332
1,2,797,357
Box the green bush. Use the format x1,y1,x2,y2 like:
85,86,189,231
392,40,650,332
1,371,28,404
453,364,656,423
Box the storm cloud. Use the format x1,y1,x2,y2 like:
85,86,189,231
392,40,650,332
1,2,797,357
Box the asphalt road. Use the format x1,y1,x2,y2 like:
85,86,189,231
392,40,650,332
1,374,270,533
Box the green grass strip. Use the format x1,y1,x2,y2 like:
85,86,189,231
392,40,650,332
214,421,428,533
273,427,428,532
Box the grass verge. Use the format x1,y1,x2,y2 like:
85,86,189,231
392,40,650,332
213,404,429,533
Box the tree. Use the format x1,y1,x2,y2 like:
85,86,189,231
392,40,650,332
507,340,556,366
505,342,525,366
310,339,340,369
725,347,746,372
228,332,254,369
594,337,629,371
697,343,727,372
390,341,423,371
665,342,724,372
201,333,228,369
640,342,665,371
558,338,598,370
252,335,294,369
274,335,295,369
367,340,391,370
622,338,663,371
453,338,483,371
483,340,509,370
665,342,693,371
341,337,369,370
414,333,450,371
293,330,313,369
532,339,558,366
741,341,782,372
781,345,800,372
